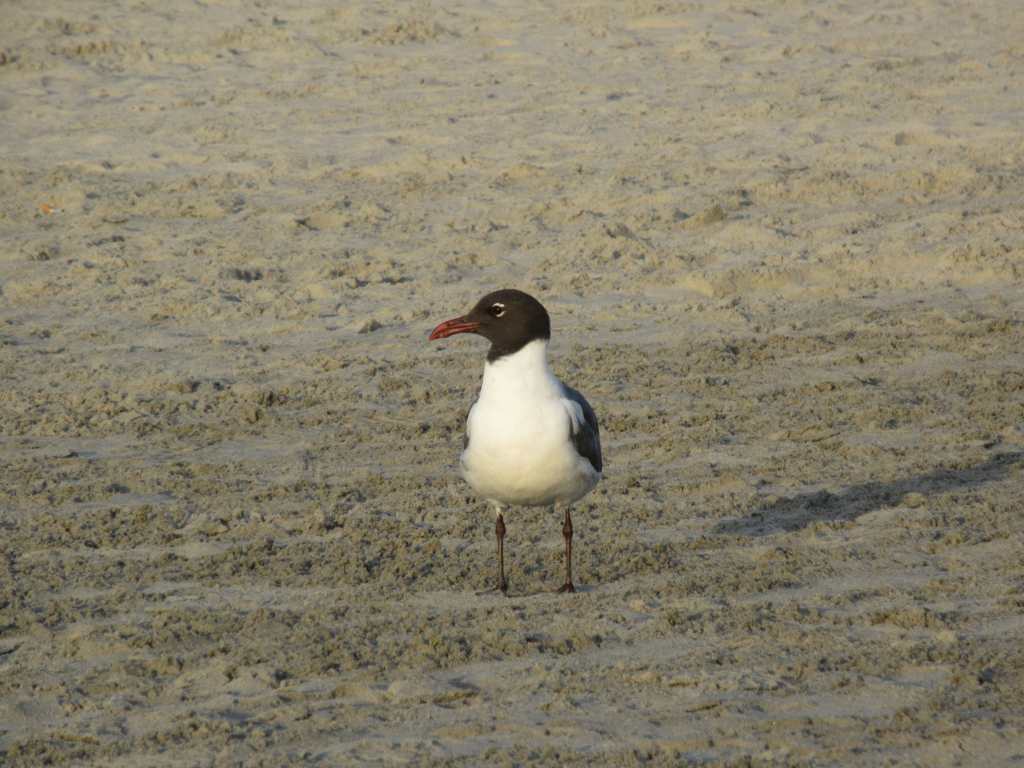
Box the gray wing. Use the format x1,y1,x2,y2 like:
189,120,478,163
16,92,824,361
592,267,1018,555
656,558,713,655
563,384,602,473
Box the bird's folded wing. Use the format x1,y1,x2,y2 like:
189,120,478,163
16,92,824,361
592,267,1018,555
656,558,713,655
562,385,602,473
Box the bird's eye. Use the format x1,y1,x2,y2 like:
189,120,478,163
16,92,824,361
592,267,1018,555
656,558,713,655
490,303,505,317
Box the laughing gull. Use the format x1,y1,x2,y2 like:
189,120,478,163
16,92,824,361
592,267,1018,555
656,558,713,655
429,289,602,594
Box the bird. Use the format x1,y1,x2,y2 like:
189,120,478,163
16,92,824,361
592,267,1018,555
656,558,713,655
428,289,602,594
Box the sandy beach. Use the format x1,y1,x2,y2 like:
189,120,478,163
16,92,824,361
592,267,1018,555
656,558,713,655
2,1,1023,765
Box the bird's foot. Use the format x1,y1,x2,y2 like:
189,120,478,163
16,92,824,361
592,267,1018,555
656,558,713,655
476,582,510,597
554,581,576,594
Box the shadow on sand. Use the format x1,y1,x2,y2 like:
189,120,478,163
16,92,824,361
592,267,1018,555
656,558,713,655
715,450,1023,537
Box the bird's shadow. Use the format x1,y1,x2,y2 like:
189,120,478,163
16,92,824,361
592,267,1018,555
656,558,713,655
714,450,1022,537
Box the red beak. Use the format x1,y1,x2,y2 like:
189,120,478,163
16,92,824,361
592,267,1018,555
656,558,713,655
429,316,482,340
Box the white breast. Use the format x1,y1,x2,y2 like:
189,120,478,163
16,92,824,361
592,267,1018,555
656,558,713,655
460,339,601,509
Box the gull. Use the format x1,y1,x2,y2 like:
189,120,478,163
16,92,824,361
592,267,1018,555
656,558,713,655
429,289,602,594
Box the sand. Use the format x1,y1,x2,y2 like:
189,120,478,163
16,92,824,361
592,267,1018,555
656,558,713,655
2,0,1024,765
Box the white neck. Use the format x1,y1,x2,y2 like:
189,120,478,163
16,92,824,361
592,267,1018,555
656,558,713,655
480,338,560,399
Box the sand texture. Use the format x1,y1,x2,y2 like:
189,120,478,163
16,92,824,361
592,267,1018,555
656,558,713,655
2,0,1024,765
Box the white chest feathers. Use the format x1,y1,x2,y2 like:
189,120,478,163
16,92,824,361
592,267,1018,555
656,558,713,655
460,340,601,509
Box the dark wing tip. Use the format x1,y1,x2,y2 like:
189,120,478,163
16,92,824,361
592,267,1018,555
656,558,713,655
564,385,602,473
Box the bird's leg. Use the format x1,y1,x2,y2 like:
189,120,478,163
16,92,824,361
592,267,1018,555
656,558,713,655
496,511,508,593
477,509,509,595
555,507,576,594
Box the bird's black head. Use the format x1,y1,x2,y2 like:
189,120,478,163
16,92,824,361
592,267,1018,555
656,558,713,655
429,288,551,362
